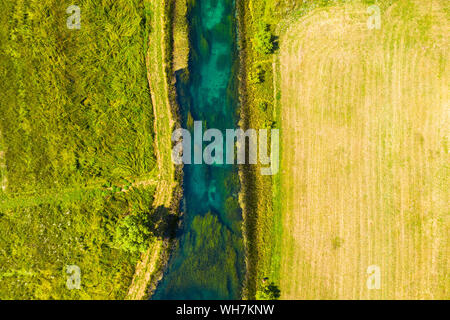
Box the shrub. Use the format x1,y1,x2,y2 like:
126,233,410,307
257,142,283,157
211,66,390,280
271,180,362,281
256,279,281,300
258,101,268,112
263,119,276,129
249,64,265,84
115,212,154,253
253,23,274,54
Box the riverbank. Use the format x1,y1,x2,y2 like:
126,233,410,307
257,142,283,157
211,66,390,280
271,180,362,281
0,1,168,299
237,0,326,300
126,0,188,300
237,0,284,300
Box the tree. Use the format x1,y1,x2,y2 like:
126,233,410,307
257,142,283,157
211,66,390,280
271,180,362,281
248,64,265,84
256,279,281,300
253,23,274,54
114,212,153,253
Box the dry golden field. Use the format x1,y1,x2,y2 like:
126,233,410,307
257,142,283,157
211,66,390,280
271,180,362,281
278,0,449,299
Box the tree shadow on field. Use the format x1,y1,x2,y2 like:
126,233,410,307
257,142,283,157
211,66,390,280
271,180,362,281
271,35,280,53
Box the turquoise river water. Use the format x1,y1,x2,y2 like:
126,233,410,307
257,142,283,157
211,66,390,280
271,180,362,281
154,0,245,299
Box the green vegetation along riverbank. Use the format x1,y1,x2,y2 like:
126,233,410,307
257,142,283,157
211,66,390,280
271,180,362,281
126,0,188,300
0,0,188,299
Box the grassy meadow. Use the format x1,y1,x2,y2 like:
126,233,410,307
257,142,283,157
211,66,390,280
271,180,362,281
0,0,183,299
0,187,156,299
277,0,449,299
0,0,156,194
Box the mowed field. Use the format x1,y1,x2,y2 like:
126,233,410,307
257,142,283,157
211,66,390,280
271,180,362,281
278,0,449,299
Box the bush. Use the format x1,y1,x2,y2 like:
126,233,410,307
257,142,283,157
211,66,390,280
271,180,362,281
253,23,274,54
115,212,154,253
249,64,265,84
263,119,276,129
256,279,281,300
258,101,269,112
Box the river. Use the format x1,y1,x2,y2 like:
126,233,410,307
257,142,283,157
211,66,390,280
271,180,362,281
154,0,244,300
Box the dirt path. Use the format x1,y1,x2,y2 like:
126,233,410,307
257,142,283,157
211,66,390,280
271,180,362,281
0,173,158,211
125,0,177,300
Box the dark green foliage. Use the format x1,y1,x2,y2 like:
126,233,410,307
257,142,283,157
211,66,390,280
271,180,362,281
256,279,281,300
249,63,265,84
258,101,269,112
253,23,274,54
276,91,281,101
263,119,276,129
115,212,154,253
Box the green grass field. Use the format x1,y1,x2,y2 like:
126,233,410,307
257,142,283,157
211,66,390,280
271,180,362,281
0,0,182,299
0,187,156,299
0,1,156,194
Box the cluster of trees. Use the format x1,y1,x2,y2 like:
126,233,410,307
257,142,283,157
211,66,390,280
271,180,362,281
114,211,154,253
249,23,274,88
249,63,265,84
